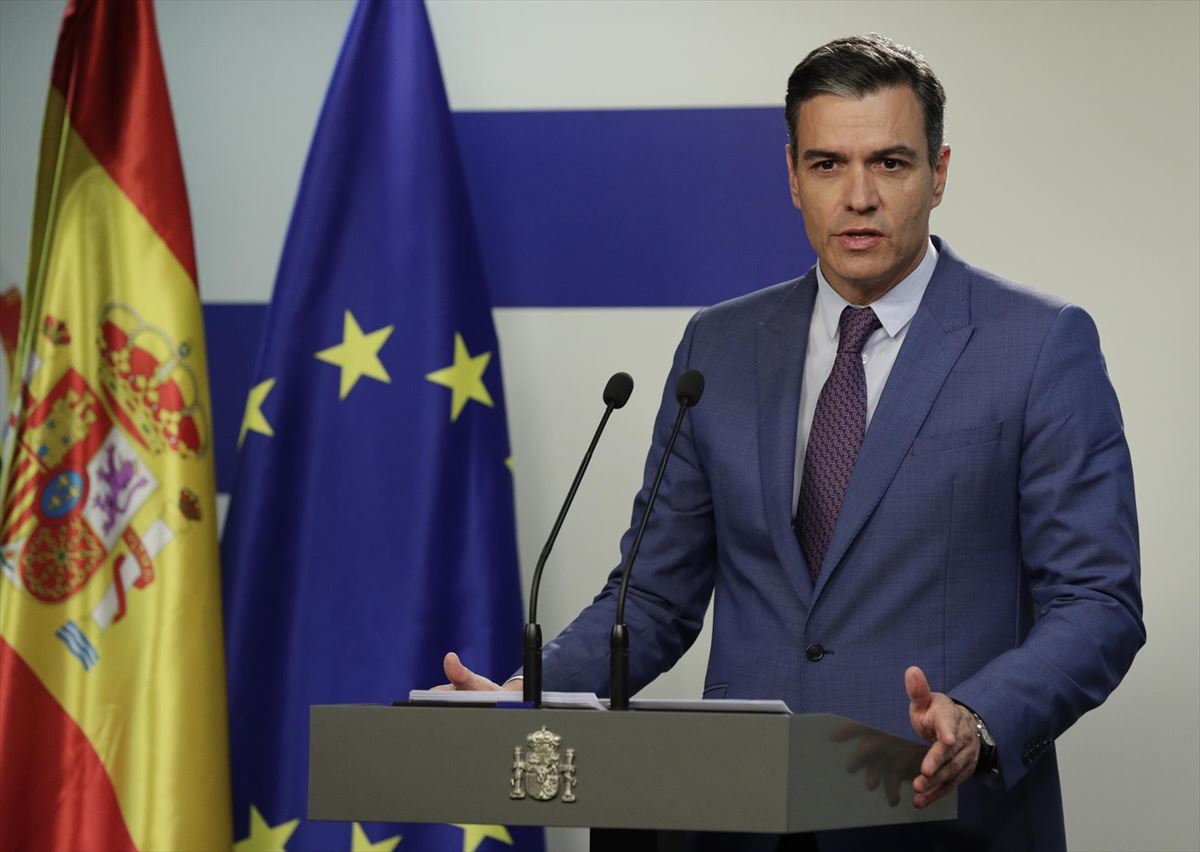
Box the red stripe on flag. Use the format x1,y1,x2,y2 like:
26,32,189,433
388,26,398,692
0,469,35,538
49,0,198,284
3,457,31,498
1,507,35,543
0,638,136,852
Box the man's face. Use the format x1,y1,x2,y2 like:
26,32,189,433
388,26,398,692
786,85,950,303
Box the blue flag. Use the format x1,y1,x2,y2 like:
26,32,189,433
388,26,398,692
220,1,537,849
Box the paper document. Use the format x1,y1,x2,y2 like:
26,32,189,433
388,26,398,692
627,697,792,714
407,689,607,711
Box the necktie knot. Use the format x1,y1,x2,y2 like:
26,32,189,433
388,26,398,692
837,306,881,354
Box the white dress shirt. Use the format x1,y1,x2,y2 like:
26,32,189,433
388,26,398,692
792,238,938,512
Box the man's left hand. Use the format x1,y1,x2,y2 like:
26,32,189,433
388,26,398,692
905,665,980,809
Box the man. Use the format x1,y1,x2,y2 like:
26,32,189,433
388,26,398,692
442,34,1143,850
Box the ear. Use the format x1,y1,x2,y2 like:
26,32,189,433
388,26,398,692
785,144,802,210
930,144,951,209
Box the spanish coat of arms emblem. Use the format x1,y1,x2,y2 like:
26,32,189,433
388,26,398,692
510,726,576,802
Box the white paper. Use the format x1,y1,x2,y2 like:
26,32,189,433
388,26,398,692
627,698,792,714
406,689,607,711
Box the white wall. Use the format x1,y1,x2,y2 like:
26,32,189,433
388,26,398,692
1,2,1197,850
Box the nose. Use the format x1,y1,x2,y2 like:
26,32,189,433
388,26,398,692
844,164,879,214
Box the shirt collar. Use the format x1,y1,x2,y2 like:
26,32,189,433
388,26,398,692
815,237,938,340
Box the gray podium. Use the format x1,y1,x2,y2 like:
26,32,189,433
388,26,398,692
309,703,954,836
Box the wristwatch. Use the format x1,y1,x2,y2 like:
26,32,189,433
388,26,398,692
969,710,999,775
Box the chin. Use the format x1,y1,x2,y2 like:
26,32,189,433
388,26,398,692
830,258,890,283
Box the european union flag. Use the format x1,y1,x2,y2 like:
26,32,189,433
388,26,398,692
220,2,537,849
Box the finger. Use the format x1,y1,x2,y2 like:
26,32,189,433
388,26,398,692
914,733,978,802
915,697,968,764
914,760,974,810
443,651,468,685
917,738,954,781
914,776,957,808
907,667,943,742
921,737,977,791
921,753,979,801
441,652,499,690
918,719,973,781
929,704,976,779
431,651,466,691
914,785,951,809
920,713,972,779
905,666,932,709
935,698,972,746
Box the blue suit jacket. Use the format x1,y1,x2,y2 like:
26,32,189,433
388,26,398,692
540,239,1144,850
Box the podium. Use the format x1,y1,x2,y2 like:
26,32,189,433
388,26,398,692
308,703,954,835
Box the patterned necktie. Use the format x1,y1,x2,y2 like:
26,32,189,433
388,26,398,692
797,305,882,580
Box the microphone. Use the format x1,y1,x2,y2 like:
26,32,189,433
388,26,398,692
523,371,635,707
610,369,705,710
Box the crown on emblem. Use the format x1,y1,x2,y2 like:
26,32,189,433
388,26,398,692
526,726,560,749
96,302,207,459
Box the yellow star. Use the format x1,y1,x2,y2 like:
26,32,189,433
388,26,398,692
238,378,276,447
351,822,402,851
234,805,300,852
453,824,513,852
505,456,513,472
425,332,494,422
315,310,394,400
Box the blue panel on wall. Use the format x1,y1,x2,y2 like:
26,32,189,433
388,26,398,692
454,106,816,307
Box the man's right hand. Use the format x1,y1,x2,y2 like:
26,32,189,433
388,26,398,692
432,652,522,691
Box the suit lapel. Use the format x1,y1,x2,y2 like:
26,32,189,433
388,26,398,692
756,274,817,606
812,243,975,602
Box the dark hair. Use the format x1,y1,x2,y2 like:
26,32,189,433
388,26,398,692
785,34,946,169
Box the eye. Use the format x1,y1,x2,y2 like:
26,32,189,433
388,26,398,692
813,160,837,171
880,158,904,171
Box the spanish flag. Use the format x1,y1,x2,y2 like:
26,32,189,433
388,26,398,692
0,1,230,849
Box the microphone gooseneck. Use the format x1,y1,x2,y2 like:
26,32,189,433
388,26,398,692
610,369,704,710
523,372,634,707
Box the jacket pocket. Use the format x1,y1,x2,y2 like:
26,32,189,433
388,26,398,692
703,683,728,699
910,420,1003,455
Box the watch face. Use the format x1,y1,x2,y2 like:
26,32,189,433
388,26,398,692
975,715,995,748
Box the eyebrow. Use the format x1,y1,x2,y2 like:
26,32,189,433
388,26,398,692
801,145,921,162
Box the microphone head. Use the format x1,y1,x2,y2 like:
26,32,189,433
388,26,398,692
675,369,705,407
603,372,635,409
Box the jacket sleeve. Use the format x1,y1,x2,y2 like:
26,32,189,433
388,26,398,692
536,310,720,696
950,303,1145,788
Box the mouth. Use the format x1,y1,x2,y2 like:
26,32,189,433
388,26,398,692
836,229,884,250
